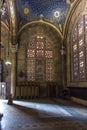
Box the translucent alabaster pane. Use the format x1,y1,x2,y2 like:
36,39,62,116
85,15,87,30
79,70,85,79
79,39,83,46
28,39,35,48
79,61,84,67
27,35,53,81
36,50,44,57
27,60,35,81
27,50,35,57
78,28,83,35
36,60,44,80
36,42,44,49
45,51,52,58
79,51,83,58
73,44,77,51
78,18,83,27
46,59,53,80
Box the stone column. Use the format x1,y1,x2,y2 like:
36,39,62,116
60,44,66,90
11,52,16,98
62,54,65,89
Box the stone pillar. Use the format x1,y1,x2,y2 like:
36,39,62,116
61,55,64,88
11,52,16,98
60,44,66,90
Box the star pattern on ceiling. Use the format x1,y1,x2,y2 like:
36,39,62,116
1,0,75,31
16,0,72,31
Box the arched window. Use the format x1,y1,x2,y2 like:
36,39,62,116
72,15,87,81
27,34,54,81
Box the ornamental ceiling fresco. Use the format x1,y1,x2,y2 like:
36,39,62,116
2,0,75,31
16,0,70,31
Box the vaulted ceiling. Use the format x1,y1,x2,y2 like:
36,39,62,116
16,0,69,29
1,0,75,32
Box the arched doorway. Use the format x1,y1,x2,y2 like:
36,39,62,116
0,82,6,99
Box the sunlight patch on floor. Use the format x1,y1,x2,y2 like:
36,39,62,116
13,100,72,117
0,99,4,113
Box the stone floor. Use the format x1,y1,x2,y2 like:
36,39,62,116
0,98,87,130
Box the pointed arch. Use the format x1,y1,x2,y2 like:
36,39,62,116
18,20,63,40
64,0,87,86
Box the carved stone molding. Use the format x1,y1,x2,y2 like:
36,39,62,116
10,43,18,52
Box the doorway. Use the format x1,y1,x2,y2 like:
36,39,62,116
0,82,6,99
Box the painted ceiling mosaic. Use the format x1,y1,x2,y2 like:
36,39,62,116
16,0,73,30
1,0,75,31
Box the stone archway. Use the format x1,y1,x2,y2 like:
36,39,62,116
15,21,63,99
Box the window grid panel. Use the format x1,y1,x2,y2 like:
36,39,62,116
36,60,44,80
46,59,53,81
72,15,87,81
27,60,35,81
72,27,78,42
78,17,83,36
73,52,79,79
85,15,87,78
72,26,79,80
78,38,84,48
79,51,84,58
0,63,2,82
73,44,78,52
85,15,87,31
45,51,53,58
27,35,53,81
78,16,86,79
36,41,44,49
28,39,36,49
79,69,85,79
27,50,35,57
36,50,44,57
85,47,87,76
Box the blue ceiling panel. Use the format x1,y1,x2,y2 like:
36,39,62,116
16,0,73,30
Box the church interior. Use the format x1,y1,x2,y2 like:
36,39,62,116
0,0,87,129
